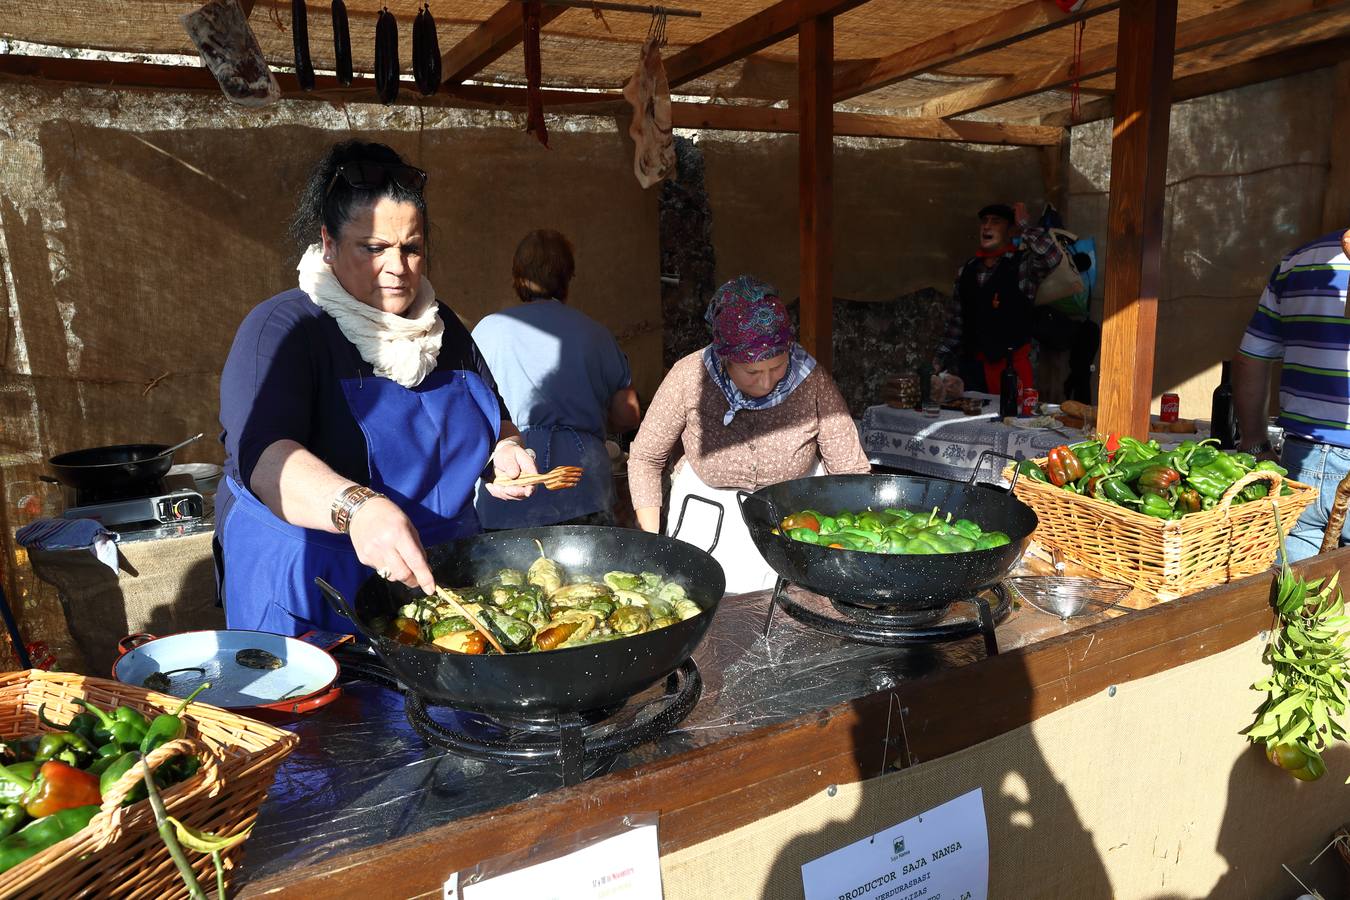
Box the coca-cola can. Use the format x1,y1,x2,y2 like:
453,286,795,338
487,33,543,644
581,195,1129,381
1019,387,1038,417
1160,392,1180,423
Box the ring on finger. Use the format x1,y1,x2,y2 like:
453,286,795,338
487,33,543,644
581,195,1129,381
377,568,390,580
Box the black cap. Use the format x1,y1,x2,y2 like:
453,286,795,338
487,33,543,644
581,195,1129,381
978,204,1015,223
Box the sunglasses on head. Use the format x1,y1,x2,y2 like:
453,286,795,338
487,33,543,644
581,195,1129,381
324,161,428,198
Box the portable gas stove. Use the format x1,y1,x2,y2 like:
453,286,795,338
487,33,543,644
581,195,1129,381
762,577,1010,657
61,472,205,530
339,652,701,786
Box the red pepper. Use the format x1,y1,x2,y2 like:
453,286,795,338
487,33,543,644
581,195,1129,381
1137,465,1182,494
0,760,101,818
1176,487,1203,514
1045,446,1086,487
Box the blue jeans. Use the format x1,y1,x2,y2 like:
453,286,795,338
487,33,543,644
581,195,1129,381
1280,438,1350,561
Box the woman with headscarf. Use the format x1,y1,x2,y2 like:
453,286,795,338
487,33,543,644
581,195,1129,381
216,140,536,636
628,276,869,594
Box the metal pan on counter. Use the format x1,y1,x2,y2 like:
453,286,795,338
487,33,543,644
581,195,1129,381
320,523,725,719
47,433,204,493
112,629,349,715
738,451,1037,623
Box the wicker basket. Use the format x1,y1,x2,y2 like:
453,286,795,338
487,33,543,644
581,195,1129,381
1005,464,1317,601
0,670,298,898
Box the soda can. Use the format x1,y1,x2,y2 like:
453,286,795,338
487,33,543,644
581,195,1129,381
1160,392,1180,423
1019,387,1039,418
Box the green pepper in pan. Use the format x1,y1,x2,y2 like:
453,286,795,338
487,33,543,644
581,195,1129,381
975,531,1011,550
788,527,820,544
951,519,981,541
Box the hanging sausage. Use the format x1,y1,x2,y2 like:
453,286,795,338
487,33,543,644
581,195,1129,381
291,0,316,90
331,0,353,86
522,0,548,147
412,4,442,96
374,6,400,104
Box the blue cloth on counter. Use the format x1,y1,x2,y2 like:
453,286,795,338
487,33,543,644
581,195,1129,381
17,518,119,571
471,299,632,527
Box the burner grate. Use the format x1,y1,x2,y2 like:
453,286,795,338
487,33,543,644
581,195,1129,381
763,579,1009,657
403,659,702,786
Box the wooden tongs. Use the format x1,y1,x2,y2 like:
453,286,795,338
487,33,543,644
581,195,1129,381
493,465,583,491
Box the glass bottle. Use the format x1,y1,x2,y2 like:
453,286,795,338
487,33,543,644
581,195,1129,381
1211,360,1237,449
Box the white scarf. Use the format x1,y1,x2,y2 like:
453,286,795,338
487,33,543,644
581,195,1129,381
298,244,444,388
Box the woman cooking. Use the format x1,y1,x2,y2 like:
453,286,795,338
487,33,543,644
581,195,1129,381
628,276,870,594
216,140,536,636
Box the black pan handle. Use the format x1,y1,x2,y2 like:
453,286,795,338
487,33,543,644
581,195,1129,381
669,494,725,556
737,490,791,548
968,450,1021,494
314,577,356,621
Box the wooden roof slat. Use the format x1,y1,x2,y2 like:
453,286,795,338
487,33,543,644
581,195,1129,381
671,103,1062,144
439,2,568,88
663,0,875,88
919,0,1350,120
1037,33,1350,127
832,0,1119,103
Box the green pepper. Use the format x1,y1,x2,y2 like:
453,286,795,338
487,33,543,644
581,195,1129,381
1187,461,1241,499
99,751,140,799
974,531,1011,550
0,764,37,806
1255,459,1288,476
1211,454,1247,481
71,699,144,750
1240,482,1269,502
834,513,855,528
33,733,93,770
1015,460,1049,483
816,515,836,534
1137,465,1182,494
1187,446,1219,470
0,804,99,874
1116,437,1158,464
1098,476,1142,507
788,527,820,544
1113,454,1165,483
0,806,26,842
139,683,211,758
951,519,981,541
34,704,102,745
1176,487,1203,514
1140,492,1174,518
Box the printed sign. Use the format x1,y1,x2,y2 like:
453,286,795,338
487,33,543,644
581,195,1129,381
445,821,662,900
801,788,988,900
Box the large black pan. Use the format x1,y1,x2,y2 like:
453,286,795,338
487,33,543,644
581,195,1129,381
739,452,1037,623
323,525,725,718
48,434,203,493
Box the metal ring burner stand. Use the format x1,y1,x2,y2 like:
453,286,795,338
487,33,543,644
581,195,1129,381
404,659,702,786
763,578,1010,657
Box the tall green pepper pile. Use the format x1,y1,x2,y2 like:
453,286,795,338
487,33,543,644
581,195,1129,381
0,687,207,874
777,506,1011,554
1018,437,1292,520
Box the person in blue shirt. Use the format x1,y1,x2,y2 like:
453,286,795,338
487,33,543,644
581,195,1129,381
472,230,641,527
216,140,537,635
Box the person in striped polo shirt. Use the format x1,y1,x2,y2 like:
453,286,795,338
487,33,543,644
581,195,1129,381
1235,227,1350,560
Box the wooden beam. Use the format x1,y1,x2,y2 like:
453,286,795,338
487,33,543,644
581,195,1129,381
1038,34,1350,127
1097,0,1177,441
670,103,1064,145
798,17,833,371
1323,61,1350,232
663,0,870,88
0,53,1062,145
832,0,1119,102
920,0,1348,120
439,2,567,88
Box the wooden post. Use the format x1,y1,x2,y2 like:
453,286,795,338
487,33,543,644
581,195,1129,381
799,16,833,371
1322,61,1350,233
1096,0,1177,440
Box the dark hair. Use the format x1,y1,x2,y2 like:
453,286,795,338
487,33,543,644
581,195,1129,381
512,229,576,302
977,203,1015,224
289,140,427,250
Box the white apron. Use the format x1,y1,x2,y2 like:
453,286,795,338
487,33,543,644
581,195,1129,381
666,459,824,596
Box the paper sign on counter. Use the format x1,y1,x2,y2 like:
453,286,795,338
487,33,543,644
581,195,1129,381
445,821,662,900
801,788,988,900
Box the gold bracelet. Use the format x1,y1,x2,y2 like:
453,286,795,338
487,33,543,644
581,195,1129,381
331,485,383,534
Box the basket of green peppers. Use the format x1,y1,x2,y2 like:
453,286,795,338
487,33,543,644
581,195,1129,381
0,684,212,879
1005,437,1319,600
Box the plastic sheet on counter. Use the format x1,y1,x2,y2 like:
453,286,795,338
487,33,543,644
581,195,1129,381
238,585,1107,886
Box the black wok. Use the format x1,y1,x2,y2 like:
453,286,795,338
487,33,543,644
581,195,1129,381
739,453,1037,624
324,525,725,718
47,432,209,493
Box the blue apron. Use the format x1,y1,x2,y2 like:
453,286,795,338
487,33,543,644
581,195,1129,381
474,424,612,528
220,369,501,636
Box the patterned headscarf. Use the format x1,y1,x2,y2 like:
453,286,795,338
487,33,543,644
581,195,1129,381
705,276,794,363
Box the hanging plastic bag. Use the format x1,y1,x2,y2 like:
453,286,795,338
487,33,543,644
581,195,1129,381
181,0,280,107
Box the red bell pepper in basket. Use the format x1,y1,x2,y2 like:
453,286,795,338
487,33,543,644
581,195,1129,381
1137,465,1182,495
1045,446,1086,487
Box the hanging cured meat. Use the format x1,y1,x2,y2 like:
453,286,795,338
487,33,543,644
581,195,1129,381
374,6,400,105
332,0,354,86
522,0,549,147
181,0,280,107
292,0,316,91
412,4,442,96
622,35,675,189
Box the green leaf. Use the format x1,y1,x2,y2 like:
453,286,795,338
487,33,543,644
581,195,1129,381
1278,712,1310,743
1268,691,1305,722
1243,717,1280,739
